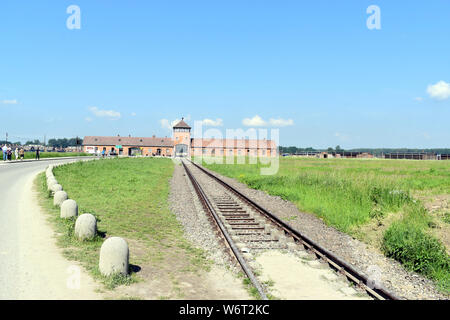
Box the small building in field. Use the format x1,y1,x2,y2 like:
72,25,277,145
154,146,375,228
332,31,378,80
317,152,329,159
292,151,321,157
383,152,435,160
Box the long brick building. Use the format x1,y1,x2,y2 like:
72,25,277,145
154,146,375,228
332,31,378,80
83,119,277,157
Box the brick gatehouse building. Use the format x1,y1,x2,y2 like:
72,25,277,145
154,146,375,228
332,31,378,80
83,119,277,157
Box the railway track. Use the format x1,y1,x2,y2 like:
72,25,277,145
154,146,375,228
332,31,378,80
182,159,399,300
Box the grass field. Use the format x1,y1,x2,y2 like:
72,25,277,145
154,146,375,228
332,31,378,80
36,158,210,293
28,151,89,159
201,156,450,293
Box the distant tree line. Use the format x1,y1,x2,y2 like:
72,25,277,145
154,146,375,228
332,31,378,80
279,146,450,155
0,140,21,145
279,145,343,154
24,139,42,145
47,137,83,148
1,138,83,147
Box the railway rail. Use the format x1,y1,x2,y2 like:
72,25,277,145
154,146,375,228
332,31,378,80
182,159,400,300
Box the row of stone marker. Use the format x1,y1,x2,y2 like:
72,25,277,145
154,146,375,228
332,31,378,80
46,164,130,277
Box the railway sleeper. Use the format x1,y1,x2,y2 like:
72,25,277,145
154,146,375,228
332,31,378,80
225,218,255,221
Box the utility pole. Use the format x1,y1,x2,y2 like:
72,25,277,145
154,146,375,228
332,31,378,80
5,132,8,144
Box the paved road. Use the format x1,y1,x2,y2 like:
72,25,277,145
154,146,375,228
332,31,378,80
0,158,101,299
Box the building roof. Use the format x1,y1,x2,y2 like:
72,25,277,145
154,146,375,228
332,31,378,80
173,118,191,129
83,136,174,147
191,138,277,149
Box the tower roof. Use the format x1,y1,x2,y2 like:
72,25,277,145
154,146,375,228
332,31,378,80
173,118,191,129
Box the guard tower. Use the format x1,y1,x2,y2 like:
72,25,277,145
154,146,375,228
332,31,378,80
173,118,191,157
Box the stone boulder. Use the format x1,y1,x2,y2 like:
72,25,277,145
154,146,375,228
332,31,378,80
99,237,129,276
50,183,63,193
60,199,78,218
53,191,68,206
74,214,97,240
47,178,58,190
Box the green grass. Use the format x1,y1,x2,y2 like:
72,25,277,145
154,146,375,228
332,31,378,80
21,152,89,159
201,156,450,294
36,157,210,291
383,217,449,292
202,157,450,230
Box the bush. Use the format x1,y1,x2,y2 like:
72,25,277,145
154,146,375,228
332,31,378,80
382,221,449,279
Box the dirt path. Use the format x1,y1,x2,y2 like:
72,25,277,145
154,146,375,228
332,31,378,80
0,160,103,299
254,251,369,300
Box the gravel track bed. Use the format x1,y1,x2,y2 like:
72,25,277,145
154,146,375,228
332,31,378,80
187,162,286,251
198,164,448,300
169,161,238,272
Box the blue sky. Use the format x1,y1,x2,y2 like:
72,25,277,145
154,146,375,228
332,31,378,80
0,1,449,148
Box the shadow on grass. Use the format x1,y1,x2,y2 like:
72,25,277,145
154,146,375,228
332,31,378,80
130,264,141,273
97,230,107,238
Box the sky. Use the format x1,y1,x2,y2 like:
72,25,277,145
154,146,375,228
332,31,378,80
0,0,449,148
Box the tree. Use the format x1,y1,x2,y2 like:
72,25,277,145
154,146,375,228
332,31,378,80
48,137,83,148
25,140,41,145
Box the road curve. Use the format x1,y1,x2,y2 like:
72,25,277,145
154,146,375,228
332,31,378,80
0,158,102,299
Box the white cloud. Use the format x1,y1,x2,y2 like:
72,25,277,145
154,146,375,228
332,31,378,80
414,97,423,102
85,117,93,122
427,81,450,100
242,115,294,127
88,106,121,120
131,112,137,116
199,118,223,127
160,118,180,130
242,115,267,127
269,118,294,127
160,115,192,131
1,99,18,104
